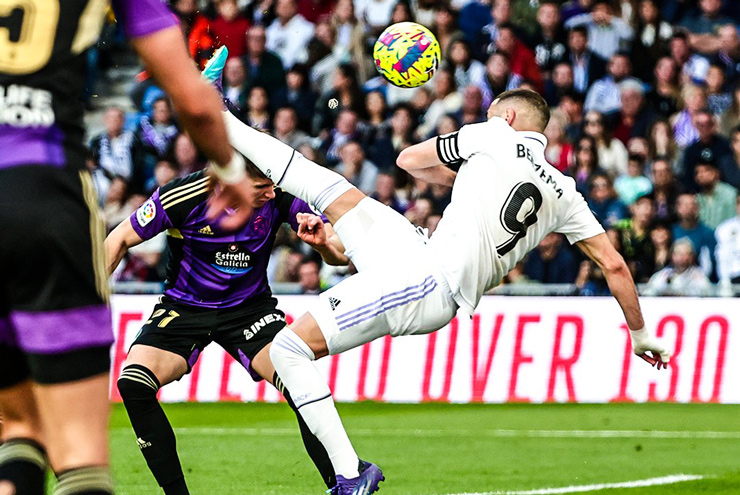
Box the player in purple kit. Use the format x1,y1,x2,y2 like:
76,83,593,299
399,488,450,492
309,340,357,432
105,157,348,494
0,1,258,494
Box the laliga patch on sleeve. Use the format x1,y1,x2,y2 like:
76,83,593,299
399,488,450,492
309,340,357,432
136,200,157,227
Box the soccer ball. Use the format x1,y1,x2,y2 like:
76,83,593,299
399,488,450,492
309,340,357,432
373,22,441,88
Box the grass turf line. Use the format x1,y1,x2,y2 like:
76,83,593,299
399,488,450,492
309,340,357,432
110,402,740,495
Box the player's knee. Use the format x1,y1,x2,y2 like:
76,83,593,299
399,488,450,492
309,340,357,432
270,329,315,367
117,365,161,404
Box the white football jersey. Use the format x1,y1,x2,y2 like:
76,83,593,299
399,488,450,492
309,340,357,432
429,117,604,315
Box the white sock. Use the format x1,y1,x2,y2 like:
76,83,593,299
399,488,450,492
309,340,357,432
270,328,361,479
223,111,353,212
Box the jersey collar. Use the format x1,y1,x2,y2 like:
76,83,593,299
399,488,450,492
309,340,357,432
517,131,548,151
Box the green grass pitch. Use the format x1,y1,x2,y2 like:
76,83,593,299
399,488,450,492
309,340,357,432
110,402,740,494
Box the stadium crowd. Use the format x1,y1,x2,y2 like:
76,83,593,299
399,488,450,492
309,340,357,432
86,0,740,296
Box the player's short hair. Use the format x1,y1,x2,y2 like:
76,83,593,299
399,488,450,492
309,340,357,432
239,152,270,181
493,89,551,131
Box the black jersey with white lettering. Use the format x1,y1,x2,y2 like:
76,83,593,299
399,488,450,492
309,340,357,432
0,0,175,170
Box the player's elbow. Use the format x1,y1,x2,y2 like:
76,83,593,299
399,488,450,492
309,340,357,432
396,148,416,171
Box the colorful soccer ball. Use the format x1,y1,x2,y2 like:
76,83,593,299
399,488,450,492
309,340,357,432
373,22,441,89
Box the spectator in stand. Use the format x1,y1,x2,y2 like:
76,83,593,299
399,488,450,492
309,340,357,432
137,97,179,178
611,194,656,283
544,111,573,173
480,51,522,108
565,25,608,94
494,23,544,93
545,62,575,107
421,182,453,215
630,0,673,82
271,64,316,132
682,109,733,191
321,109,364,167
334,141,380,195
308,18,344,95
706,64,732,116
669,30,709,85
210,0,250,59
651,157,683,223
171,133,204,176
564,0,633,61
560,0,595,23
364,90,388,137
369,103,418,173
355,0,396,36
643,239,712,296
331,0,372,82
404,196,434,228
646,56,680,119
173,0,216,70
711,24,740,89
477,0,513,61
243,0,276,25
719,84,740,136
715,195,740,284
584,52,632,116
314,63,366,134
558,90,586,142
650,222,673,272
452,85,486,126
723,126,740,188
583,110,629,178
615,78,657,144
266,0,315,69
370,172,408,214
615,154,653,205
532,1,567,80
588,172,629,227
448,39,487,91
649,119,679,165
458,0,493,48
432,5,464,58
672,83,706,148
695,160,739,229
672,192,716,277
244,86,272,131
417,68,462,138
102,177,137,233
298,258,323,294
390,1,414,24
298,0,334,24
150,160,178,193
434,114,461,136
273,106,311,149
90,106,145,193
679,0,733,37
223,57,250,112
242,26,286,99
569,134,603,196
523,233,581,284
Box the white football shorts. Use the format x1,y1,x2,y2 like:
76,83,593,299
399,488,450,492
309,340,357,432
309,198,458,355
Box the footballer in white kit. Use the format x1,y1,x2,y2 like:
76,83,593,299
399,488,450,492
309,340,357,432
214,82,671,494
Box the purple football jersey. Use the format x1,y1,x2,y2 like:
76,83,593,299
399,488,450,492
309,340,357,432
130,171,321,308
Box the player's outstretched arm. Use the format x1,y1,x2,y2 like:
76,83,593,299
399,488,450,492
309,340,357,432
296,213,349,266
397,138,457,187
104,217,145,275
576,233,671,369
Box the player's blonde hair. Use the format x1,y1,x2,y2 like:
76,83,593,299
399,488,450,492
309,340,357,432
491,89,550,132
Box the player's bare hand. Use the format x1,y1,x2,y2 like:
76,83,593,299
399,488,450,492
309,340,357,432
630,328,671,370
206,177,257,230
296,213,326,246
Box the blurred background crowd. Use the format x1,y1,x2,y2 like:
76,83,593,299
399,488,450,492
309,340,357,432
86,0,740,296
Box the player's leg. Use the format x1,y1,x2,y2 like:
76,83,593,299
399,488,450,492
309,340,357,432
201,48,364,225
1,166,114,495
269,265,457,493
117,302,211,495
216,302,337,489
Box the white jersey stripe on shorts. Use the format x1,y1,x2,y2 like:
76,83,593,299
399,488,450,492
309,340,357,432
337,277,438,331
335,275,435,325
